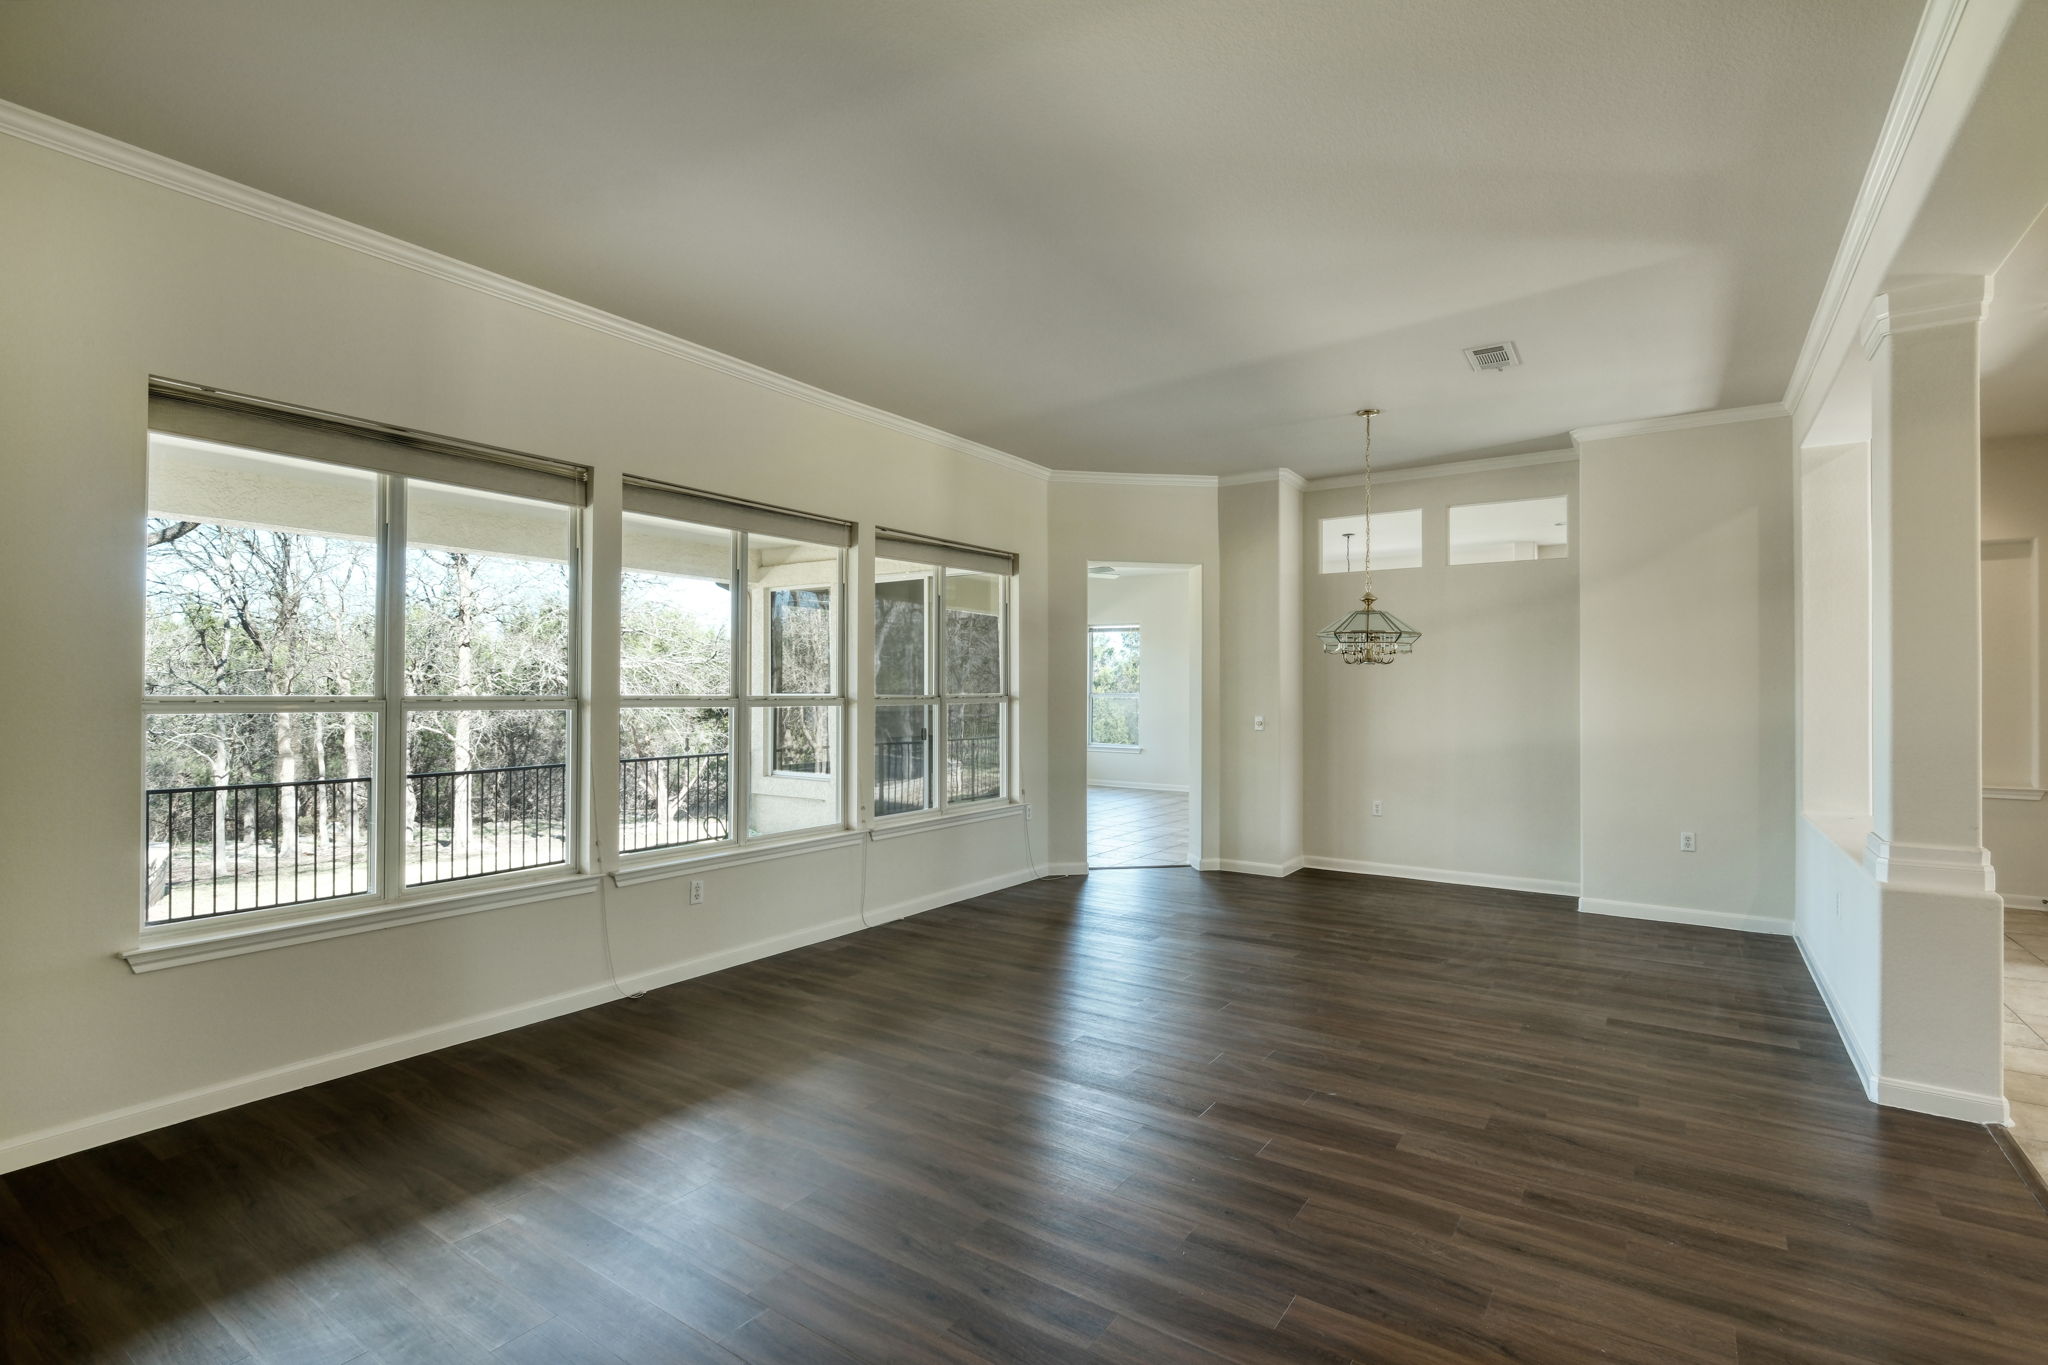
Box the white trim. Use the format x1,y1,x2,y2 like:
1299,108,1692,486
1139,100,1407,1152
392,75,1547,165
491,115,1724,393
1218,468,1307,490
1794,932,1879,1101
1873,1075,2011,1125
1087,744,1145,754
0,98,1050,485
1308,448,1577,490
1049,470,1219,488
1087,780,1187,793
1214,856,1305,877
1862,832,1995,892
866,803,1025,843
1986,787,2046,801
1577,897,1792,936
1043,861,1091,876
1302,855,1577,898
611,830,862,886
123,875,603,973
1782,0,2019,437
1569,403,1788,445
861,864,1039,926
1859,275,1992,358
2000,894,2048,911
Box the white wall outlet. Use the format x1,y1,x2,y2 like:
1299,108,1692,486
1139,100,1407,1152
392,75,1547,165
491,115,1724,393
1253,714,1266,731
1678,832,1696,853
1371,800,1384,817
1024,804,1033,820
689,878,705,905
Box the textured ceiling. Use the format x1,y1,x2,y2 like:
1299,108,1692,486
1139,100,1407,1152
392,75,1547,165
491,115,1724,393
0,0,1921,474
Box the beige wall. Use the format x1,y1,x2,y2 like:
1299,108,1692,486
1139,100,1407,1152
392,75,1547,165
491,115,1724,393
1577,414,1797,929
1798,444,1874,820
0,135,1053,1168
1219,477,1304,873
1086,571,1196,792
1301,460,1579,892
1982,434,2048,899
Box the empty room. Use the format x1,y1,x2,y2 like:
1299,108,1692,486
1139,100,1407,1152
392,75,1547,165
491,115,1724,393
6,2,2048,1361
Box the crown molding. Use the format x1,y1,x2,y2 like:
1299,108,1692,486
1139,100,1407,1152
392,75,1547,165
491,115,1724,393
1218,468,1307,489
1781,0,2022,440
1048,469,1219,488
0,98,1053,484
1859,274,1992,357
1570,403,1788,445
1306,447,1576,490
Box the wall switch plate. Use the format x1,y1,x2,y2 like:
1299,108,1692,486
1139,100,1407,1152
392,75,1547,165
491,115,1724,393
1253,715,1266,731
1371,800,1384,817
689,878,705,905
1678,832,1696,853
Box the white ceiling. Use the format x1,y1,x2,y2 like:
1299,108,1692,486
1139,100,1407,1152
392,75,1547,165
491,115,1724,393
0,0,1920,475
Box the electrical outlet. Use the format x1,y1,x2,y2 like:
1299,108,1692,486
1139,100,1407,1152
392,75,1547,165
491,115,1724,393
1253,715,1266,731
1024,804,1033,820
689,878,705,905
1678,832,1696,853
1371,800,1384,817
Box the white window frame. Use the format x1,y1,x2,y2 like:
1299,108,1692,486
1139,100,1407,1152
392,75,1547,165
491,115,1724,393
1087,624,1141,751
141,424,588,931
870,562,1014,823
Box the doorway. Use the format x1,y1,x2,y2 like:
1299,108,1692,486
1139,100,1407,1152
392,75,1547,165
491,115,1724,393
1085,562,1199,869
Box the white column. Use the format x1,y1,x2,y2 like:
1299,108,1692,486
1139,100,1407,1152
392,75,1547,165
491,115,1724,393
1862,275,1993,890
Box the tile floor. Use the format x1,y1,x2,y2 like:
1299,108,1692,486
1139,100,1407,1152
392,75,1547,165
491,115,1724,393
1086,785,1189,868
2004,906,2048,1173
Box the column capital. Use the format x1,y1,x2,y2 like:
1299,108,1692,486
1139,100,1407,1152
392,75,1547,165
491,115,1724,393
1860,275,1991,359
1863,832,1994,892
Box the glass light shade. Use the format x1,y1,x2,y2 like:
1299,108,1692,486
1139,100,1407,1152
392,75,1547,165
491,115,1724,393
1317,594,1420,666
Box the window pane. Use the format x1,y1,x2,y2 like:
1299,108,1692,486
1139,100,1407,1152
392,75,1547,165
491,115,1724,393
146,435,379,696
874,703,933,816
406,481,572,697
1447,495,1570,564
406,709,567,885
620,707,731,853
622,513,733,696
944,570,1004,695
947,702,1003,805
875,560,934,696
145,711,375,921
748,704,840,837
1319,510,1422,573
749,534,839,695
1089,627,1141,746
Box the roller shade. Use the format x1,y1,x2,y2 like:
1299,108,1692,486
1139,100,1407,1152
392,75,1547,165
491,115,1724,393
624,477,854,548
148,386,588,507
876,530,1016,576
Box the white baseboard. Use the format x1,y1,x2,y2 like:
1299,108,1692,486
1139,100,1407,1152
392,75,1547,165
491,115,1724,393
1874,1075,2011,1125
1195,857,1221,872
1086,780,1191,794
1302,855,1578,898
2001,894,2048,912
1043,861,1090,876
1577,897,1792,936
1793,932,1879,1101
860,866,1038,927
0,870,1025,1175
1214,856,1305,877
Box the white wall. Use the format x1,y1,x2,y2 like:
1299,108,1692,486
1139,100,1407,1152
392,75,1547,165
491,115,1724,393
1982,433,2048,900
1577,413,1798,931
1219,477,1304,874
0,133,1052,1170
1798,443,1873,821
1301,459,1579,894
1086,570,1195,792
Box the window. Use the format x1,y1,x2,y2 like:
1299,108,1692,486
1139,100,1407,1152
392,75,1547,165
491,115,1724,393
620,480,851,855
1089,626,1140,748
144,388,586,924
872,536,1013,818
1319,510,1422,573
1447,495,1569,564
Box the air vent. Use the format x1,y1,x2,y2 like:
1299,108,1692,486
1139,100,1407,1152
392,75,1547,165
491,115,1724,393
1463,341,1521,372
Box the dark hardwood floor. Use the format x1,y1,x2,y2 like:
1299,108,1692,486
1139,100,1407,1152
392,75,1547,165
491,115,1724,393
6,868,2048,1364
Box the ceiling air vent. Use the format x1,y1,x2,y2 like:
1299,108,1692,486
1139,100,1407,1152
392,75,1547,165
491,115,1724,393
1463,341,1521,372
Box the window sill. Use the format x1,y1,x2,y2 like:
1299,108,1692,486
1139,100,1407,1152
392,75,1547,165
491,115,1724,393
1089,744,1143,753
611,829,863,885
867,802,1024,842
122,873,603,974
1986,787,2047,801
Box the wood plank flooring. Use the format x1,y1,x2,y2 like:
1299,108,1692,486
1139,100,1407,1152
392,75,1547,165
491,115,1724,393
6,868,2048,1363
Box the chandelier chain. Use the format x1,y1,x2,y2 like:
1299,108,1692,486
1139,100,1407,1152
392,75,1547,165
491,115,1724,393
1356,408,1376,597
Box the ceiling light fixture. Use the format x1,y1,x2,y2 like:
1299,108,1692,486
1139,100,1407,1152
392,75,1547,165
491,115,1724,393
1317,408,1421,666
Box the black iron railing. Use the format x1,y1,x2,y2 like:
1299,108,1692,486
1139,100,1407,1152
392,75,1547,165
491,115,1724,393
948,733,1002,804
146,775,372,921
620,751,730,852
873,732,1000,816
408,763,567,886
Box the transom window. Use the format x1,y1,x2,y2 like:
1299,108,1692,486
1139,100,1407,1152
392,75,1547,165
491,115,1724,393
143,388,587,923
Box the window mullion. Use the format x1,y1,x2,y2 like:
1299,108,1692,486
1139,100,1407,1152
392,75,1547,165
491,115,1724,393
732,531,752,845
377,476,409,898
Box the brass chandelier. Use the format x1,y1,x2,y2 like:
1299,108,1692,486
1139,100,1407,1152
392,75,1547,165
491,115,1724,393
1317,408,1421,665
